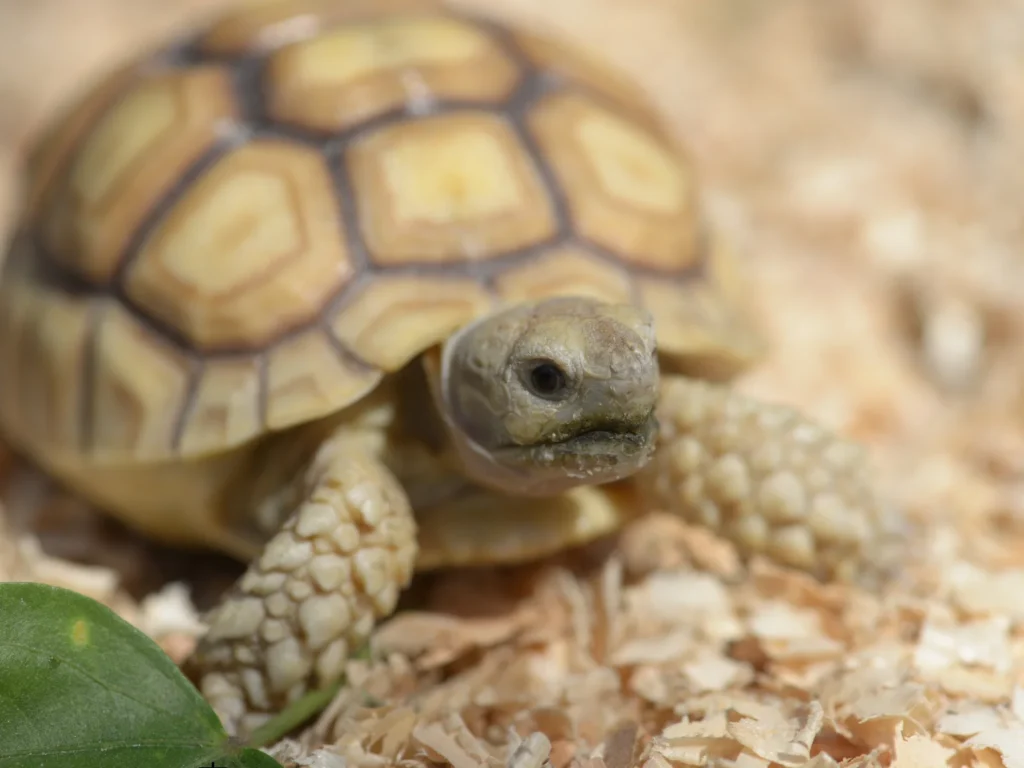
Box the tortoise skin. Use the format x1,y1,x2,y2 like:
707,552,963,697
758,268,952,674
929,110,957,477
0,0,760,467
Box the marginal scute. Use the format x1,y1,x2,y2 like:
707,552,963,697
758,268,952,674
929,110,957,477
89,302,192,459
17,287,94,451
198,0,443,57
265,329,382,431
23,62,140,225
706,230,759,328
41,66,238,284
638,276,762,381
329,275,493,370
265,16,521,131
528,91,699,270
512,29,661,124
123,140,353,350
0,255,47,443
0,241,31,429
178,358,263,457
493,247,633,306
349,111,557,265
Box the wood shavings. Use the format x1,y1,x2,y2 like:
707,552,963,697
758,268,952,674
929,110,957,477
413,716,497,768
592,557,625,664
818,665,935,749
507,731,553,768
611,630,697,666
135,581,205,662
267,742,347,768
965,730,1024,768
747,601,845,663
366,705,421,760
601,722,639,768
617,514,741,579
372,609,533,671
137,582,205,638
914,615,1014,684
943,564,1024,621
1013,690,1024,722
682,651,754,693
725,700,823,766
937,702,1023,739
652,711,737,766
890,727,957,768
715,751,773,768
7,531,140,621
624,571,741,642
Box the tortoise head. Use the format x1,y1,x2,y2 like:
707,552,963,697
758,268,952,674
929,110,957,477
432,296,660,496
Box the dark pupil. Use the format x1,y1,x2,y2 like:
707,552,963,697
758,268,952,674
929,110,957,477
530,363,566,395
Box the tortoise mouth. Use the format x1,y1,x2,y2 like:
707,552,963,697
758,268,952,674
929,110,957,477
542,421,656,455
494,411,659,478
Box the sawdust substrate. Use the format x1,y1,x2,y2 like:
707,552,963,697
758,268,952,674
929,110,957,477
3,1,1024,767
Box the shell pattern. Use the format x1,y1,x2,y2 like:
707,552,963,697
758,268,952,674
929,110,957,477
0,0,751,466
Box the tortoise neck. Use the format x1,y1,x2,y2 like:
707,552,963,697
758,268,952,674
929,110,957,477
229,357,476,546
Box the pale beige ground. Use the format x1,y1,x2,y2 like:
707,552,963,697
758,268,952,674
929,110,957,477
3,1,1024,767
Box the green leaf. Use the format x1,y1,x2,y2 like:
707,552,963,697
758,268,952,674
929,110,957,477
0,582,283,768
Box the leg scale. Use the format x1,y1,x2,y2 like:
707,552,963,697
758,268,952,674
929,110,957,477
184,442,417,737
642,375,903,584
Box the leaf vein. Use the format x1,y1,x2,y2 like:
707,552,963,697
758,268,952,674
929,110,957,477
0,639,203,722
1,739,216,758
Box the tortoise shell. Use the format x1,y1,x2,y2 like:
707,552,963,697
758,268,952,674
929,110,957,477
0,0,761,466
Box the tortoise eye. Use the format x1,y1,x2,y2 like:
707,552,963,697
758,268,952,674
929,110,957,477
527,360,569,398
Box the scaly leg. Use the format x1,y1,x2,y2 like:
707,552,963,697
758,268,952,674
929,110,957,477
183,433,417,738
638,374,903,584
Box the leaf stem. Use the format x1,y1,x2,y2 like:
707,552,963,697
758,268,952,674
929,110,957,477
245,681,343,749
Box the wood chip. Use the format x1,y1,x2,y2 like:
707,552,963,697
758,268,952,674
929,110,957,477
890,728,957,768
965,730,1024,768
725,700,823,766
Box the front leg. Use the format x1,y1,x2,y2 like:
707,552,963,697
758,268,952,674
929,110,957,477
639,374,903,584
183,437,417,738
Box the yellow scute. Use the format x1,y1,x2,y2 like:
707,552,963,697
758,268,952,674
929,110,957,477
381,128,523,224
286,17,490,85
124,141,353,350
70,82,176,207
578,111,688,215
155,171,301,294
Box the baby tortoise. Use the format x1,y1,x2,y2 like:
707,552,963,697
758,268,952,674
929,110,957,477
0,0,895,737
